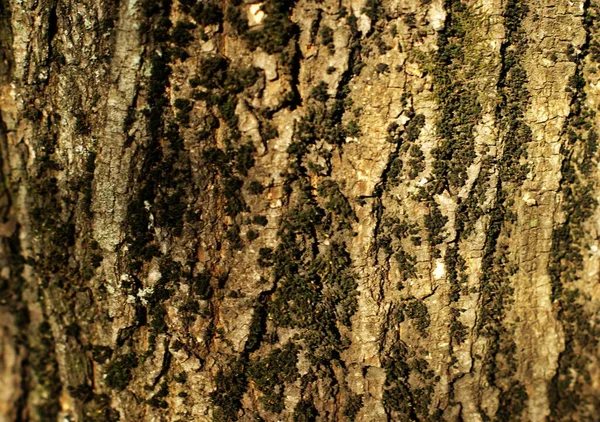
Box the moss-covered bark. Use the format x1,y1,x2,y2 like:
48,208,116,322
0,0,599,421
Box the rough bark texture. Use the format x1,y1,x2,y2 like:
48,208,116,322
0,0,599,421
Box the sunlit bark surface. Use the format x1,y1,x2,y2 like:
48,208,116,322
0,0,599,421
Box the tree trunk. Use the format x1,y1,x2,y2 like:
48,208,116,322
0,0,598,420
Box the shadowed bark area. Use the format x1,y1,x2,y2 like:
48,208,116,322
0,0,599,421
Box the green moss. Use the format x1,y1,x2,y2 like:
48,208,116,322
36,402,62,422
174,98,193,125
344,394,363,421
233,142,256,176
376,37,391,54
174,371,188,384
449,308,467,344
229,66,261,91
352,61,366,75
547,3,600,413
346,120,361,137
424,200,447,246
269,240,357,363
246,343,298,413
149,305,168,335
290,103,349,149
403,297,430,334
190,2,223,26
428,1,484,193
310,81,329,102
395,250,416,280
258,247,274,267
362,0,385,24
407,144,425,179
29,319,62,421
203,147,228,166
226,225,243,249
210,360,247,421
125,17,198,267
171,21,196,47
383,154,403,187
497,381,528,421
223,177,248,216
252,215,268,226
445,245,466,302
375,63,390,74
293,399,318,422
105,352,138,391
404,13,417,28
261,122,278,141
196,56,229,89
246,229,259,241
217,96,239,132
238,14,364,404
228,0,297,55
317,180,355,221
247,180,264,195
225,3,249,35
382,342,425,419
321,26,334,54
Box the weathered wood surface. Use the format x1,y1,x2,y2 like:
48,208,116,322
0,0,599,420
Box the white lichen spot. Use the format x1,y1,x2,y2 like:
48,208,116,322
541,57,554,67
270,199,283,208
433,260,445,279
418,177,428,186
248,3,265,26
358,13,371,34
398,114,411,126
523,192,537,206
137,287,155,305
427,0,447,31
121,273,131,281
126,295,137,304
147,269,162,283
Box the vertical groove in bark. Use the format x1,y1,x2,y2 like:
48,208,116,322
549,0,600,418
470,0,530,419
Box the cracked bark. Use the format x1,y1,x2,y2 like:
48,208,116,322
0,0,599,421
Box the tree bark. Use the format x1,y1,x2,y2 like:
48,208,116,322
0,0,598,420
